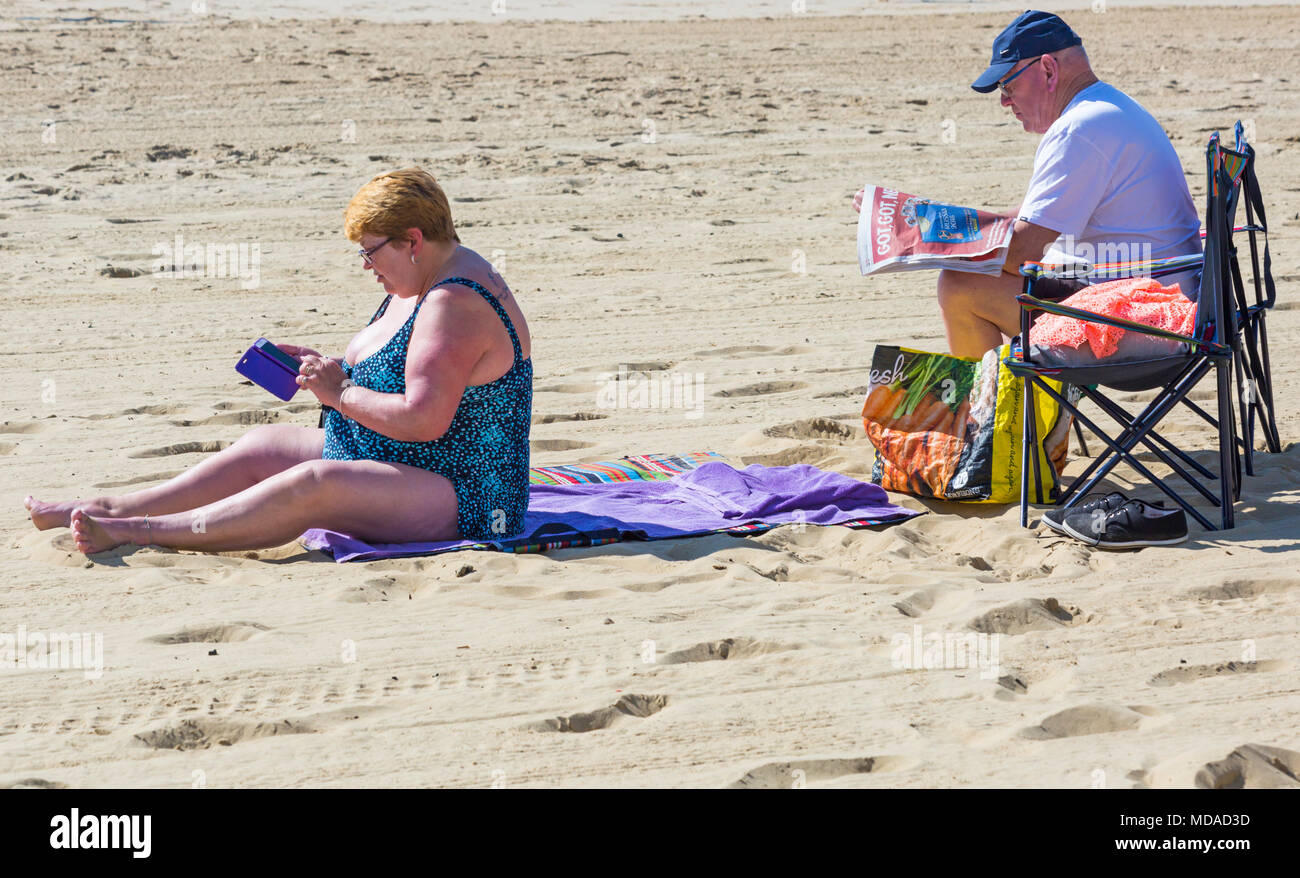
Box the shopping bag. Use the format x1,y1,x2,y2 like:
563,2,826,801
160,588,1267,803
861,344,1070,502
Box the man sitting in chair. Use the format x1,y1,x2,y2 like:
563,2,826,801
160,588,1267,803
864,10,1203,358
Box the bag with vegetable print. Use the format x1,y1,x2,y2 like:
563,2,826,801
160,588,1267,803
861,344,1072,503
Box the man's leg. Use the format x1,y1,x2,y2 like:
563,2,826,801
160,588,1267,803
936,269,1027,358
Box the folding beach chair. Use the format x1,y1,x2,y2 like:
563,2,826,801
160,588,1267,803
1005,127,1275,532
1223,121,1282,458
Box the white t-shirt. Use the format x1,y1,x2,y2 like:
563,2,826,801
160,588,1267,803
1020,82,1202,298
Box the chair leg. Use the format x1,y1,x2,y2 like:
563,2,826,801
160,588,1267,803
1093,393,1216,482
1072,417,1089,457
1027,377,1044,505
1216,359,1237,529
1063,399,1218,531
1020,373,1033,528
1232,344,1256,477
1033,371,1221,531
1254,316,1282,452
1061,363,1216,505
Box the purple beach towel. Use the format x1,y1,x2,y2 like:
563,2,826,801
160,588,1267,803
301,461,920,562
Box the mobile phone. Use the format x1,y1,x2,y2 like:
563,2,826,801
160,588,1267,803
235,338,301,401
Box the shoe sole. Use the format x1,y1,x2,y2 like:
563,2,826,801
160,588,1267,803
1040,515,1067,536
1057,518,1188,549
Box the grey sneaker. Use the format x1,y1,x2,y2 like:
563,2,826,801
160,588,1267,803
1058,498,1189,549
1040,492,1129,536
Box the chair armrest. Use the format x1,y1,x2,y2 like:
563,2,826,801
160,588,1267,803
1015,294,1231,355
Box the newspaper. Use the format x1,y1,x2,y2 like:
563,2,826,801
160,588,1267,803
857,185,1015,276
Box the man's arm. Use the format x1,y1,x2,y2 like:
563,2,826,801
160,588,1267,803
1001,219,1060,278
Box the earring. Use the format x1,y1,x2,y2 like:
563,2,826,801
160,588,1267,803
410,253,416,265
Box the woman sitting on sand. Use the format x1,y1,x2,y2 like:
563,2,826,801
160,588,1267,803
26,168,533,554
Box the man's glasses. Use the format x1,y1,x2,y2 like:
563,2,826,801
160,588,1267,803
357,237,392,266
997,56,1042,95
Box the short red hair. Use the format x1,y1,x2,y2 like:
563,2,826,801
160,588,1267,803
343,167,459,245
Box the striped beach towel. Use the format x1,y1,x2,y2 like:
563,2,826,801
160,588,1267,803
529,451,729,486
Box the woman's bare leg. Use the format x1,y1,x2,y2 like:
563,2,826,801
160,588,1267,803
26,425,325,530
70,458,460,554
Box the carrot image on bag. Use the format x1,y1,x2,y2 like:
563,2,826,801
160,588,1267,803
862,349,975,498
861,344,1069,503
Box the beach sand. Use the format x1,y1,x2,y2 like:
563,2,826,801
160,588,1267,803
2,5,1299,788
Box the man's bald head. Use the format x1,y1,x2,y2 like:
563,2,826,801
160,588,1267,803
1051,44,1092,74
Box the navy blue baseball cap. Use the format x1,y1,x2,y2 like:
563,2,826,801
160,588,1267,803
970,10,1083,93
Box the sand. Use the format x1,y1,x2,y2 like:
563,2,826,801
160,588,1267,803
2,5,1299,788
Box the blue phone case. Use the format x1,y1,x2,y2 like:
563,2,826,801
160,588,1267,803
236,338,301,401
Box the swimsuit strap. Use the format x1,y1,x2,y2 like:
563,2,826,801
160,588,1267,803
433,276,525,366
367,294,393,325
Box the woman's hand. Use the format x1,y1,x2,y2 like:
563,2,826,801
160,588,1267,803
296,354,349,408
277,343,323,360
853,187,866,213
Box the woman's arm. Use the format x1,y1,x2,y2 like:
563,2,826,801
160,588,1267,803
297,291,490,443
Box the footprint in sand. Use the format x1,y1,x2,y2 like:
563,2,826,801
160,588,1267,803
741,445,837,467
134,717,314,751
0,442,16,456
606,361,676,373
660,637,795,664
93,469,184,489
1148,659,1288,686
20,530,94,568
535,382,595,394
120,403,188,416
127,440,231,459
993,666,1077,699
336,574,431,603
692,344,773,358
1022,704,1163,739
1195,743,1300,789
0,778,70,789
1189,576,1300,601
145,622,271,644
0,421,48,435
533,693,668,733
691,344,813,359
968,597,1083,635
531,438,594,452
532,412,608,424
729,755,917,789
814,385,869,399
170,410,283,427
762,417,855,442
893,584,974,619
714,380,808,398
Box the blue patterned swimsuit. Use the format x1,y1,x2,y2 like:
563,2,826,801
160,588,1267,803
321,277,532,540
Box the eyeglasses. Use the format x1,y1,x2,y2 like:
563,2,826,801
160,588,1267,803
357,237,392,266
997,56,1042,95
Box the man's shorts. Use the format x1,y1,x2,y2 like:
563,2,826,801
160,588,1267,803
1026,276,1087,302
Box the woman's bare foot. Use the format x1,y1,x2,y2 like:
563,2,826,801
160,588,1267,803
25,496,114,530
70,508,141,555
